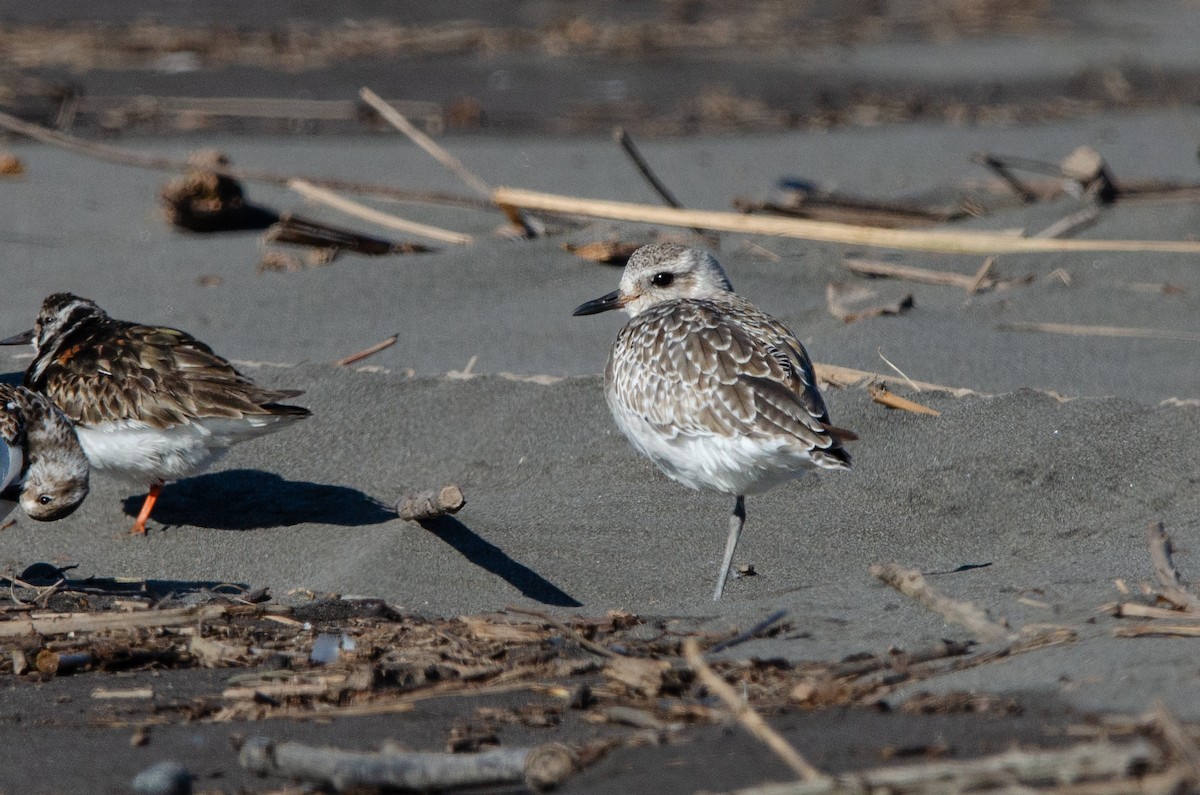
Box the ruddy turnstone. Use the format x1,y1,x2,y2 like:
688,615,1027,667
573,243,854,600
0,384,90,522
1,293,311,534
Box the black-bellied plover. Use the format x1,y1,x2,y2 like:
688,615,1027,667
573,243,853,600
1,293,310,534
0,383,89,522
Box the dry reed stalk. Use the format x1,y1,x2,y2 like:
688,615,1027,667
491,186,1200,254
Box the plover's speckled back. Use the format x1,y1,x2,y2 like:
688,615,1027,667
574,243,853,600
1,293,310,534
0,384,89,523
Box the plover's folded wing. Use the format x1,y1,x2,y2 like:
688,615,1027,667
609,299,847,465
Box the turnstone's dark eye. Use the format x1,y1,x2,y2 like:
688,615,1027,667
651,272,675,287
38,495,52,505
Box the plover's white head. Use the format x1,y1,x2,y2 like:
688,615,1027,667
573,243,734,319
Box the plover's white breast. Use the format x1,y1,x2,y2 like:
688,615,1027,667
604,295,848,497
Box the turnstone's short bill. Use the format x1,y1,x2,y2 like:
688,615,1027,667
573,243,854,600
0,384,89,523
1,293,311,535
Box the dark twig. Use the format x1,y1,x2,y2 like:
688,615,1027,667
970,151,1040,203
613,126,715,244
709,610,788,653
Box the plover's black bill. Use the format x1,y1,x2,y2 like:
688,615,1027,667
572,290,622,316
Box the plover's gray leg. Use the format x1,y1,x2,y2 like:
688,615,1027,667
714,495,746,601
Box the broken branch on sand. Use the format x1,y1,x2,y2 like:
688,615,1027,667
843,258,984,290
334,335,399,367
723,739,1165,795
684,637,827,783
867,384,941,416
490,186,1200,254
238,735,578,792
289,179,472,245
0,108,486,209
1146,521,1200,612
997,322,1200,343
397,484,467,522
360,87,536,236
870,563,1013,644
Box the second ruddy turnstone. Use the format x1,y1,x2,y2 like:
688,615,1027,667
0,383,90,522
573,243,854,600
1,293,311,534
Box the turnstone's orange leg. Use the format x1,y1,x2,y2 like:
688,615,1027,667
129,483,162,535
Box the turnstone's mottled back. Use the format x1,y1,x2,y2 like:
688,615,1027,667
0,384,90,522
573,243,853,600
2,293,311,534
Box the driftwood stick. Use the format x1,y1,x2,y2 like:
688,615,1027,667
334,335,399,367
0,604,228,638
238,736,577,792
843,258,981,290
997,322,1200,343
289,179,471,245
397,484,466,522
1146,521,1200,611
866,384,941,416
1114,624,1200,638
813,362,986,398
724,739,1161,795
870,563,1013,643
359,87,491,199
0,108,486,208
968,256,996,294
683,637,827,783
490,186,1200,254
1033,206,1102,239
361,88,536,236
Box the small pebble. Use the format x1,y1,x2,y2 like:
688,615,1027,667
132,761,192,795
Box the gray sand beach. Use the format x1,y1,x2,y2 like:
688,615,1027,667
3,2,1200,792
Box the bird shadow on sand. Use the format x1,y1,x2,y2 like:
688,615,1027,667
0,371,22,386
416,515,583,608
121,469,396,530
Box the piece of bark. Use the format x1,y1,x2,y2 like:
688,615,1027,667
265,214,433,256
826,283,913,323
397,485,466,521
238,735,577,792
0,604,229,638
602,656,671,697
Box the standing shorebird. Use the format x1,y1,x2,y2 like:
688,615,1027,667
0,383,90,523
1,293,311,535
573,243,853,600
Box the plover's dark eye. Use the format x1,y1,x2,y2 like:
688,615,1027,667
38,495,52,505
651,272,675,287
